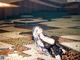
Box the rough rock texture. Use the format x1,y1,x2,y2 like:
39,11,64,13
62,50,80,60
15,44,31,52
0,48,10,55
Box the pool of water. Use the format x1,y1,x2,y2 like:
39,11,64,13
32,11,69,20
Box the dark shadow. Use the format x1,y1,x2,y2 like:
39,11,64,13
59,44,71,51
20,19,33,21
0,23,5,25
19,31,32,35
15,18,34,21
14,19,60,30
14,22,61,30
39,24,61,30
68,26,80,29
62,16,72,18
14,20,46,24
72,20,80,21
0,29,9,33
51,35,60,44
0,25,11,28
3,22,14,24
70,40,80,42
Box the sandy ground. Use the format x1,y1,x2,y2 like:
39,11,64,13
61,35,80,40
3,43,80,60
4,44,55,60
23,44,55,60
0,42,13,49
61,42,80,52
0,32,26,38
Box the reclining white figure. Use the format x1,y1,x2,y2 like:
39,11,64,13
32,26,46,53
32,26,66,60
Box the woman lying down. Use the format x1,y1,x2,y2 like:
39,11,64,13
32,26,66,60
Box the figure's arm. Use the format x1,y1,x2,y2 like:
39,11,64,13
39,34,55,45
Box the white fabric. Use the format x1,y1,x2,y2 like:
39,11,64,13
39,33,55,45
36,39,44,47
55,55,61,60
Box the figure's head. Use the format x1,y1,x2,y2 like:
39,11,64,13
33,26,43,35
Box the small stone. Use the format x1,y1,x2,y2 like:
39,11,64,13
37,58,44,60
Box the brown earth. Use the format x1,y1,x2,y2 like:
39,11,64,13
62,50,80,60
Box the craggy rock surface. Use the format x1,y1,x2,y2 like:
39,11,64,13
0,35,80,60
0,43,80,60
62,50,80,60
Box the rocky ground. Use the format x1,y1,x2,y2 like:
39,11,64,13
0,15,80,60
0,33,80,60
0,42,80,60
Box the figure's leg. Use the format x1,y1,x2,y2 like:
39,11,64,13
55,55,61,60
47,48,55,57
51,44,62,60
42,48,50,56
